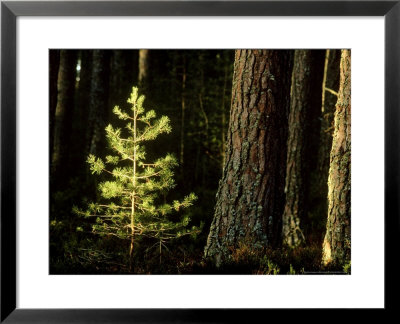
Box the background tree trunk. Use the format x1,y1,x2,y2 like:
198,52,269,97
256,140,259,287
282,50,325,247
138,49,149,88
87,50,110,155
322,49,351,268
76,50,93,154
51,50,77,182
67,50,93,180
204,50,294,265
307,49,341,244
49,50,60,160
180,54,186,167
318,49,341,194
109,50,138,112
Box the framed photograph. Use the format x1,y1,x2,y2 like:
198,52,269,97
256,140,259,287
1,0,398,322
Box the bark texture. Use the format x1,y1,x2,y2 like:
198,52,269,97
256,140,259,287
322,50,351,267
204,50,293,265
282,50,325,247
51,50,77,179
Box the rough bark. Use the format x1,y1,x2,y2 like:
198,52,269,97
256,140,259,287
282,50,325,247
87,50,110,155
204,50,294,265
322,50,351,267
51,50,77,179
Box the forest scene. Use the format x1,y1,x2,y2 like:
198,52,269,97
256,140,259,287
50,49,351,275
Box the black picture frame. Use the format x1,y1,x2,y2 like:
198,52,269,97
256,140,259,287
1,0,398,322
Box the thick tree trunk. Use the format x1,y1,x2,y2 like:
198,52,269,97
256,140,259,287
322,50,351,267
204,50,293,265
282,50,325,247
51,50,77,180
88,50,110,155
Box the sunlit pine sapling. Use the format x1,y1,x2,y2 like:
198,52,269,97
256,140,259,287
76,87,197,271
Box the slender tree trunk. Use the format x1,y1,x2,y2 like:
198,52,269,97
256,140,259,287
68,50,93,178
318,50,341,191
282,50,325,247
109,50,127,112
180,54,186,167
109,50,138,123
49,50,60,160
199,58,209,186
51,50,77,181
204,50,294,265
75,50,93,156
318,50,341,183
88,50,110,155
308,49,341,244
322,50,351,268
138,49,149,87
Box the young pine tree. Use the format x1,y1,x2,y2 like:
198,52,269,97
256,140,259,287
76,87,197,272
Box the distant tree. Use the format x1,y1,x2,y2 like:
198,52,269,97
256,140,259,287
307,49,341,244
316,50,341,197
68,50,93,177
76,87,198,271
179,53,187,167
204,50,294,265
322,50,351,268
109,50,138,115
282,50,325,247
51,50,77,181
49,49,60,159
219,52,231,170
87,50,110,155
138,49,149,88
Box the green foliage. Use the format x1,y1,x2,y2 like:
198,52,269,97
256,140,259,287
260,256,280,275
343,261,351,274
288,264,296,275
75,86,198,266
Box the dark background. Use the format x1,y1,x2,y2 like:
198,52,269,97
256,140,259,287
49,49,235,274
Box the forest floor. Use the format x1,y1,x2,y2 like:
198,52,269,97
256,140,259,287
51,239,350,275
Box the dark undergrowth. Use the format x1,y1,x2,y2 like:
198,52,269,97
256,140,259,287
50,239,350,275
